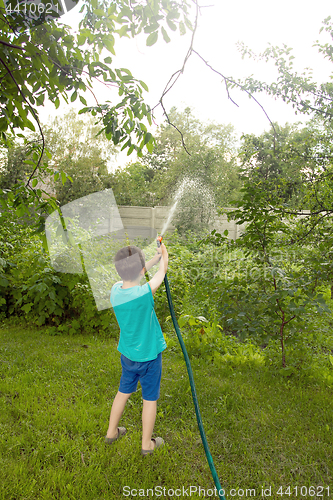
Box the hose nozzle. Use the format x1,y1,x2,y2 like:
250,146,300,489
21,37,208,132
157,235,163,247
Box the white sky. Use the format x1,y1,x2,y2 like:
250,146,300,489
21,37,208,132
40,0,333,167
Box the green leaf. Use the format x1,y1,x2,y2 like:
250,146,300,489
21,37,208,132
178,315,189,327
166,18,177,31
146,140,154,153
146,32,158,46
26,120,36,132
32,179,38,188
118,25,129,37
184,16,193,31
93,8,105,16
71,90,78,102
161,26,171,43
61,172,67,185
104,38,116,55
139,80,149,92
0,278,9,288
77,35,86,46
36,94,45,106
144,132,152,145
119,6,132,20
108,3,116,15
0,118,8,132
15,205,26,217
179,21,186,36
78,106,91,115
144,23,159,34
22,303,33,314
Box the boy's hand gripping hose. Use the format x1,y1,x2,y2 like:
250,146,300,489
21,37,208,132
157,237,226,500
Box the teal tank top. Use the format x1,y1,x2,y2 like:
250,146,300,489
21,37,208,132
110,282,166,362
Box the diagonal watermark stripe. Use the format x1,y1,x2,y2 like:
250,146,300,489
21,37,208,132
45,189,158,311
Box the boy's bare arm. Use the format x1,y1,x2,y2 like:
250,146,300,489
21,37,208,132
145,247,162,272
148,243,168,295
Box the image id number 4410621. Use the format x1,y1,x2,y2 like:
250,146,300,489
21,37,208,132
276,486,330,497
5,0,60,15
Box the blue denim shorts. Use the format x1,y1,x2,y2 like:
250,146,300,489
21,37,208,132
119,352,162,401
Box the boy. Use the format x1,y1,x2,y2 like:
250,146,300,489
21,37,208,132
106,242,168,455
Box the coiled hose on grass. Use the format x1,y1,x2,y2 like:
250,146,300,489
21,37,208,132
163,274,226,500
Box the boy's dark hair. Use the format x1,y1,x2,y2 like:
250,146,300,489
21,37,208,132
114,246,146,281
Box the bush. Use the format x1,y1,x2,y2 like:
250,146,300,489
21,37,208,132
0,212,117,336
175,314,265,368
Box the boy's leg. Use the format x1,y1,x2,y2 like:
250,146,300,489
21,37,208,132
142,399,157,450
139,353,163,451
106,391,132,439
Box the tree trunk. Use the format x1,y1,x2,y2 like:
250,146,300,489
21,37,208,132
280,322,286,368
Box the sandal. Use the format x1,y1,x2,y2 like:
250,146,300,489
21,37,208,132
141,437,164,456
105,427,127,444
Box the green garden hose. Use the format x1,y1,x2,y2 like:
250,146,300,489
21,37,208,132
163,273,226,500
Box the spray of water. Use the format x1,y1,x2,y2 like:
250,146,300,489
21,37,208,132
160,190,181,237
160,177,216,236
161,178,196,236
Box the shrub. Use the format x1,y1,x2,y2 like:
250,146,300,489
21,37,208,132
176,314,265,368
0,212,117,335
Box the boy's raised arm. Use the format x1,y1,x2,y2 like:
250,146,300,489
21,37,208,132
145,247,162,272
148,243,168,295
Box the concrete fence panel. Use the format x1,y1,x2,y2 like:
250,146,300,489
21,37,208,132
118,205,244,240
115,206,311,241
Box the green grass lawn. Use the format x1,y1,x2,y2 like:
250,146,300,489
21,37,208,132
1,319,333,500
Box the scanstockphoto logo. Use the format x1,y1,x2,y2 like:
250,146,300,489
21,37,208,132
4,0,80,29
